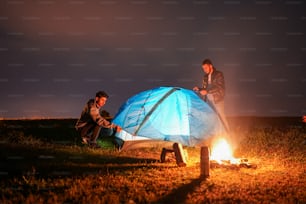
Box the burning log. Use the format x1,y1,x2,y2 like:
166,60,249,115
210,158,257,169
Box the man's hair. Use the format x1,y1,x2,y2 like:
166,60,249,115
96,91,109,98
202,59,213,65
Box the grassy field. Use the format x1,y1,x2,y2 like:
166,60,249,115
0,117,305,203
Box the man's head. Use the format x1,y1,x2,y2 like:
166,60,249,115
202,59,214,75
95,91,109,107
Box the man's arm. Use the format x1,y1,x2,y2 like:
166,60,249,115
90,106,121,131
90,107,113,128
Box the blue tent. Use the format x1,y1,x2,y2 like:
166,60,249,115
113,86,225,147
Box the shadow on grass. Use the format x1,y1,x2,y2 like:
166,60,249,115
0,143,167,178
155,177,206,204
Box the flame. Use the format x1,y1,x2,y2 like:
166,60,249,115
210,138,238,164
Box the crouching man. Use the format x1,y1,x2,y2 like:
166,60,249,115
75,91,121,148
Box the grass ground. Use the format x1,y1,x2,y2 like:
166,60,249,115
0,117,305,203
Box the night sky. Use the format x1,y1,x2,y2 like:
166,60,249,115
0,0,305,119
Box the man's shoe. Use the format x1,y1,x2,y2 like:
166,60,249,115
112,140,122,151
81,137,89,145
90,143,100,149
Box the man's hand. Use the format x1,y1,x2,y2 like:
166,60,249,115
111,123,122,132
116,125,122,132
193,86,199,92
199,90,208,96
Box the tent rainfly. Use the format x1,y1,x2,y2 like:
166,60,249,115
113,86,225,150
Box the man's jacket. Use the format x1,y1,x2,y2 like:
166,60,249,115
201,67,225,104
75,99,112,130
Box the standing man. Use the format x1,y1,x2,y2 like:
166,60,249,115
75,91,121,148
193,59,230,133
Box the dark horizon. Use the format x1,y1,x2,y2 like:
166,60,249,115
1,1,305,119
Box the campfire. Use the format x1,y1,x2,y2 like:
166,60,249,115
209,138,256,169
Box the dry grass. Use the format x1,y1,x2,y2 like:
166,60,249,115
0,118,305,203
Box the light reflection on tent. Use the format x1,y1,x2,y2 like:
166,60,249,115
113,86,225,149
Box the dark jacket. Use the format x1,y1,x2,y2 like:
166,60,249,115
201,67,225,104
75,99,113,130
